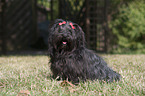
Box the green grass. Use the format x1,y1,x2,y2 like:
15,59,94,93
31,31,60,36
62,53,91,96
0,55,144,96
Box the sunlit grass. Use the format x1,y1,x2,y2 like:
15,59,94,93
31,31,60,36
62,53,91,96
0,55,144,95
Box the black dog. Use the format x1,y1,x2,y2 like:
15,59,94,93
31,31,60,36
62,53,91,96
48,19,121,84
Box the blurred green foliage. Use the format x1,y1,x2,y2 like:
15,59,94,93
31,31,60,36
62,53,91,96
37,0,58,20
109,0,145,53
37,0,84,20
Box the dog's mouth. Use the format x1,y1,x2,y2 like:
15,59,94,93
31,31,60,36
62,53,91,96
62,41,67,45
61,40,69,48
56,38,74,53
57,39,69,48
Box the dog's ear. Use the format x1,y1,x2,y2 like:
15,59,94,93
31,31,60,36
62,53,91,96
74,24,86,47
48,36,53,56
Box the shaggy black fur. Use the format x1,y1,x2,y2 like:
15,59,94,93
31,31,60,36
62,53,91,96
48,19,121,84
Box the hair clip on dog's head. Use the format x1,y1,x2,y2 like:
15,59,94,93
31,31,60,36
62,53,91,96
59,21,75,29
69,23,75,29
59,21,66,25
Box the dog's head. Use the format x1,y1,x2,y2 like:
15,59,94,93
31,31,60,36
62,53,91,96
48,19,85,56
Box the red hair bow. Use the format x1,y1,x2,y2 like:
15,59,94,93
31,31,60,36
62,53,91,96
69,23,75,29
59,21,66,25
59,21,75,29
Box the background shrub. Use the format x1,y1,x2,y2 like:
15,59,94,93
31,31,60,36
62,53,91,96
109,0,145,53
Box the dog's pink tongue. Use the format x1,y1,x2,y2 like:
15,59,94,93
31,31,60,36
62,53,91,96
63,42,67,45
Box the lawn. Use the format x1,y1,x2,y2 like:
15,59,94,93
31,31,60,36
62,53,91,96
0,54,144,96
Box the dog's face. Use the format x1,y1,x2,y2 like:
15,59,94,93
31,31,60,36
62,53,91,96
48,19,85,55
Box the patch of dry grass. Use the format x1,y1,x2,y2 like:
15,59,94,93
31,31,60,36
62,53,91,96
0,55,144,95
